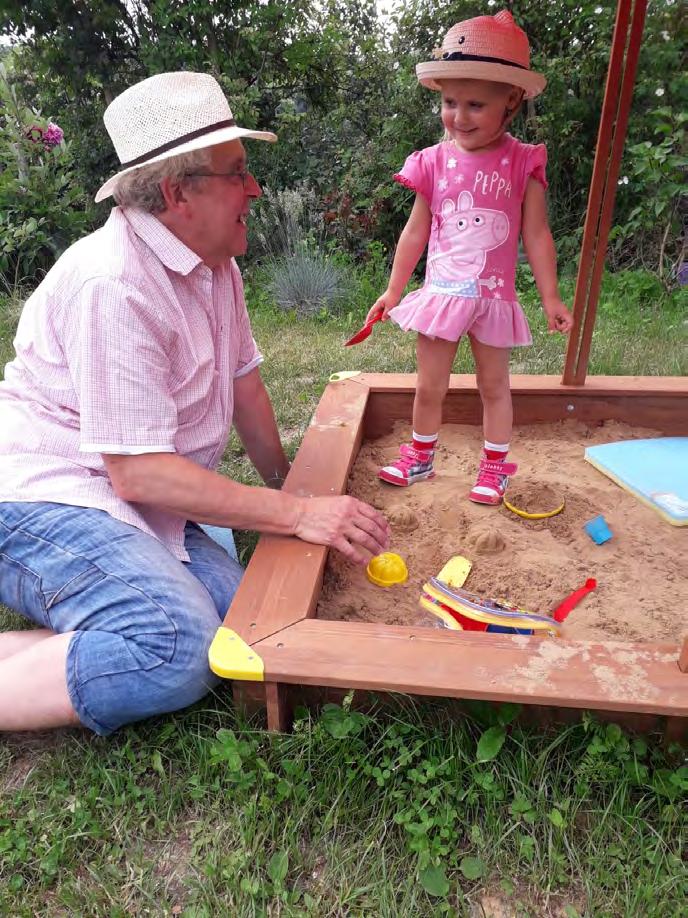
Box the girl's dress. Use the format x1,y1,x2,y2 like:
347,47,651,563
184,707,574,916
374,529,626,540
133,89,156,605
390,133,547,347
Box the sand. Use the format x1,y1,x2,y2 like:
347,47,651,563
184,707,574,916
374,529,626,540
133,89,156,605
316,420,687,645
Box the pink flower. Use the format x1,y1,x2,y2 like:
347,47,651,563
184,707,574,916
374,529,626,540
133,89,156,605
42,122,64,149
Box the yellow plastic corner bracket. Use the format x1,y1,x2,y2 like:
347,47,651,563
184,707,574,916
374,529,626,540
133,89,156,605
208,627,264,681
329,370,361,382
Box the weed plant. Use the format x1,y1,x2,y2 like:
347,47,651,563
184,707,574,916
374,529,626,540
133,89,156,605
250,184,354,317
0,694,685,915
267,251,348,318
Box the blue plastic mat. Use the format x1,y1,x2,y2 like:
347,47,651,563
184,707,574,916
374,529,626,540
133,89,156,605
585,437,688,526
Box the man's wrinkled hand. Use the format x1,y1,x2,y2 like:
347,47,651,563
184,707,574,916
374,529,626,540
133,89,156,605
293,495,391,564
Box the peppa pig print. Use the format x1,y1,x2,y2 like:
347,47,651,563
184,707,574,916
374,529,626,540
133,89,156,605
426,191,508,297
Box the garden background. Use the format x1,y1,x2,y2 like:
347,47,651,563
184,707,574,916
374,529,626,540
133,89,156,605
0,1,686,915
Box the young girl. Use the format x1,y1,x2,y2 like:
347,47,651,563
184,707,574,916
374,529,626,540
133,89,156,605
370,10,573,505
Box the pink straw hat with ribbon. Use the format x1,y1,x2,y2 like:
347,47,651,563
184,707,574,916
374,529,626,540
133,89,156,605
416,10,546,99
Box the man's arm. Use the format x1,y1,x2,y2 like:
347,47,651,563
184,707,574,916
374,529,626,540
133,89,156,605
102,452,389,564
232,367,290,488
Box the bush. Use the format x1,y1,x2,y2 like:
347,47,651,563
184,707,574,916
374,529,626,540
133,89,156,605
0,61,94,285
267,251,348,318
250,183,325,262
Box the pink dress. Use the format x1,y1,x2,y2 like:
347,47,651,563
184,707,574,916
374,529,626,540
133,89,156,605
390,133,548,347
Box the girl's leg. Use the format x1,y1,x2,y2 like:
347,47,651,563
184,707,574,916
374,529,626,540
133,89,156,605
413,334,461,435
470,337,512,443
380,334,459,486
469,337,516,505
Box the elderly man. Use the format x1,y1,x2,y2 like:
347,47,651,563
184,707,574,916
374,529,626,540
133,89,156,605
0,72,389,736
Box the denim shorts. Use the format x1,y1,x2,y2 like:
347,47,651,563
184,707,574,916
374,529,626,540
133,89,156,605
0,501,243,736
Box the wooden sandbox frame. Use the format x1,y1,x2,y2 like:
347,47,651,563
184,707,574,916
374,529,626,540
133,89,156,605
210,0,687,738
211,373,688,739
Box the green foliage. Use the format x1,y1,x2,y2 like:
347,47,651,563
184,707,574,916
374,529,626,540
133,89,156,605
476,725,507,763
249,183,392,321
267,251,349,317
250,182,327,263
1,0,685,280
611,106,687,280
5,698,684,913
0,62,94,284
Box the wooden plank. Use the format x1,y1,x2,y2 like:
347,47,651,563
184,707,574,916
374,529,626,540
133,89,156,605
357,373,688,397
265,682,293,732
509,394,688,432
565,0,648,385
664,717,688,746
679,638,688,674
563,0,634,385
367,392,687,431
223,377,369,642
254,620,687,718
364,376,688,439
223,536,327,639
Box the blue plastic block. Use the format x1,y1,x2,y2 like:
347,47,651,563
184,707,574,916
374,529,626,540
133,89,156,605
584,515,613,545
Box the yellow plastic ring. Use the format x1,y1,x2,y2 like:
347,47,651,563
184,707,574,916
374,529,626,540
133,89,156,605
503,497,565,520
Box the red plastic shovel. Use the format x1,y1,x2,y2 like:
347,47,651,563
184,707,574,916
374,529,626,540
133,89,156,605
344,313,382,347
551,578,597,623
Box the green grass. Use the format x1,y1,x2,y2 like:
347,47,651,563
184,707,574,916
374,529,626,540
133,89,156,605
1,268,687,915
0,698,686,915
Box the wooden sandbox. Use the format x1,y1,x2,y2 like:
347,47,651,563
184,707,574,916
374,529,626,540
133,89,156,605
210,374,688,739
210,1,688,737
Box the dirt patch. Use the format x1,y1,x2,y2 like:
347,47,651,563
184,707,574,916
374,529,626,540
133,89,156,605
317,420,687,644
147,831,196,907
469,885,587,917
1,730,71,795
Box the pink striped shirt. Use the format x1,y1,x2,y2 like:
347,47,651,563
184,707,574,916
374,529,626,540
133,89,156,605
0,207,263,561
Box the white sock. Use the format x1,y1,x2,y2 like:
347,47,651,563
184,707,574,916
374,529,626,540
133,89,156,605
412,431,438,451
484,440,510,458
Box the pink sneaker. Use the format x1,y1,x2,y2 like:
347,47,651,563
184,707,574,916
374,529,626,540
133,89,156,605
469,455,517,505
379,444,435,487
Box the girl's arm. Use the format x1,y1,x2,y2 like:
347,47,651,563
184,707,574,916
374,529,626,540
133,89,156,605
367,194,432,322
521,178,573,333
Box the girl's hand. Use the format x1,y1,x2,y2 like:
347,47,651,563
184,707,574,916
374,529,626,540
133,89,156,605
366,290,400,323
543,300,573,334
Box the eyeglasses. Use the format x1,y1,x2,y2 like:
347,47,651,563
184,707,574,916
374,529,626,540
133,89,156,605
182,168,252,186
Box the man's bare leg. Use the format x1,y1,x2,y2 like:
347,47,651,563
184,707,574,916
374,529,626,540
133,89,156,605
0,631,82,730
0,628,55,662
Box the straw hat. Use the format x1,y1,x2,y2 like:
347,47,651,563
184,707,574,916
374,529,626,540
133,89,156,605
416,10,546,99
95,72,277,203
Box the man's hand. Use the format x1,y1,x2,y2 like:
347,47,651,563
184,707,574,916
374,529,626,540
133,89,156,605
292,495,391,564
103,452,390,564
543,300,573,334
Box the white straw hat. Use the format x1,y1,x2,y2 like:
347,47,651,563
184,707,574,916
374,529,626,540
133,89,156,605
95,72,277,203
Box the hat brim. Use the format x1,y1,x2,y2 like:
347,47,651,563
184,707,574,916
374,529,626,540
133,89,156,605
416,61,546,99
95,124,277,203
